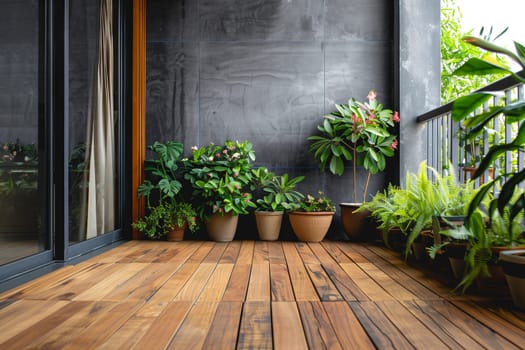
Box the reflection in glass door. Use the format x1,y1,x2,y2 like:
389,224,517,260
69,0,119,244
0,1,47,265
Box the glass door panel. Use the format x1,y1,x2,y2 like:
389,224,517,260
68,0,119,244
0,0,47,265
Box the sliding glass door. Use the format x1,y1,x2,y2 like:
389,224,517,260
68,0,122,246
0,1,48,266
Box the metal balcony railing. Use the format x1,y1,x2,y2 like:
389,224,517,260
416,73,525,187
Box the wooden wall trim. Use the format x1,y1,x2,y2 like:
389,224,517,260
131,0,146,239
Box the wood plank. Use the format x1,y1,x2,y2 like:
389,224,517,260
198,263,235,301
222,264,251,301
476,301,525,330
0,300,69,343
185,241,215,263
102,263,177,301
321,262,365,301
358,262,418,300
305,264,343,301
335,242,369,263
136,263,200,315
132,301,192,350
297,301,342,350
429,300,520,349
268,241,286,264
353,244,444,300
282,242,319,301
202,242,229,263
270,263,295,301
62,301,143,349
320,241,353,263
308,242,340,263
246,262,270,301
349,301,415,349
253,241,269,263
339,263,394,301
202,302,243,350
166,302,219,349
408,300,485,350
0,301,93,349
237,301,272,350
173,263,216,301
322,301,375,349
272,302,308,350
402,300,476,350
27,301,116,349
219,241,241,263
451,300,525,347
73,263,149,301
295,242,319,264
98,316,155,350
27,263,121,300
165,241,203,263
236,240,255,264
375,300,450,349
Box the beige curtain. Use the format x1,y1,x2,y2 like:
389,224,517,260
85,0,115,238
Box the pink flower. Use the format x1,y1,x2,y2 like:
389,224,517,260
218,207,223,213
368,113,376,120
208,173,213,177
191,146,198,151
215,153,221,158
390,139,398,150
351,114,357,123
233,173,238,178
392,111,400,123
367,90,376,101
222,149,228,154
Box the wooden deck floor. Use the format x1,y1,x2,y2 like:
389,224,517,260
0,240,524,349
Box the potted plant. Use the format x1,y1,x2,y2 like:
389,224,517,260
448,36,525,301
133,141,198,240
308,90,400,240
182,140,257,241
252,167,304,241
500,249,525,310
288,192,336,242
132,200,198,241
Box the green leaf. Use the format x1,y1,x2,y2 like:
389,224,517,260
474,144,520,178
453,57,511,76
329,156,344,176
451,93,494,122
497,168,525,214
364,126,389,137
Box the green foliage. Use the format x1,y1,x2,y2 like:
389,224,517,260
252,167,305,212
182,140,257,220
138,141,184,205
308,90,399,203
297,192,335,213
440,0,508,103
451,36,525,231
132,200,198,239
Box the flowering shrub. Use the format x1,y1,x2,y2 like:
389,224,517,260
182,140,257,220
298,192,335,212
308,90,400,203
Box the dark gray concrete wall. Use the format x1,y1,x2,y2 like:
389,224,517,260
398,0,441,181
146,0,396,239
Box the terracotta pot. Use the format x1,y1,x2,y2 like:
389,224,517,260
288,211,334,242
166,224,185,242
206,212,239,242
254,211,283,241
500,249,525,310
340,203,373,241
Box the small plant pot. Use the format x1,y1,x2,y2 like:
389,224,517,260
500,249,525,310
254,211,283,241
340,203,373,241
166,224,185,242
206,212,239,242
288,211,334,242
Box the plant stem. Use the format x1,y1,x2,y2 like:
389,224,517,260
353,147,357,203
363,171,371,203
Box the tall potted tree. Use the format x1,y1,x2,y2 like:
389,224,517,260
308,90,400,240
